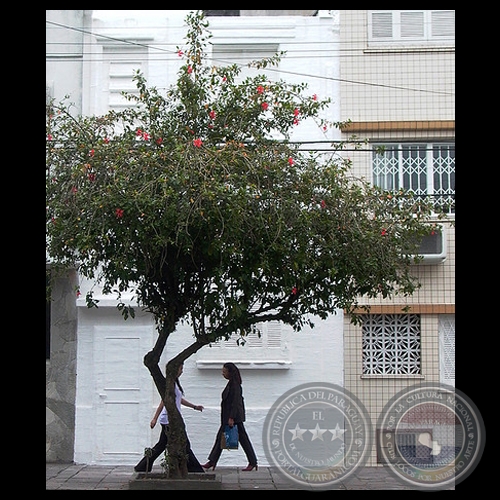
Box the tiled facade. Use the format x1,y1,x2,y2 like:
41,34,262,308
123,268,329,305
339,10,455,466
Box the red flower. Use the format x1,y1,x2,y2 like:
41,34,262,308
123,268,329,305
136,129,150,141
115,208,124,218
320,199,326,209
312,94,318,101
193,138,203,148
288,157,294,166
103,137,110,144
177,49,184,57
257,85,264,94
89,149,95,157
155,137,163,145
261,102,269,111
291,287,298,295
381,228,387,236
187,65,193,74
293,108,300,116
47,134,53,141
209,110,216,120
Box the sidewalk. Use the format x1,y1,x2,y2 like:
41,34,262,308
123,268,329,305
46,462,455,490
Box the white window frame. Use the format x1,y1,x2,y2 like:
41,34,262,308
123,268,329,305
100,42,149,112
211,43,280,82
196,320,291,370
368,10,455,47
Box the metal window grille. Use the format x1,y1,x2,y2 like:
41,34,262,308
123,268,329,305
373,143,455,214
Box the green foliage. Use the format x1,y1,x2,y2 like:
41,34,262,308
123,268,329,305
46,10,439,343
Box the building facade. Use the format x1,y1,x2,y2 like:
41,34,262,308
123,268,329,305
338,10,455,466
47,10,345,466
46,10,455,469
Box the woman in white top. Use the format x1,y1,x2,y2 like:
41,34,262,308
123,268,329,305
134,363,204,472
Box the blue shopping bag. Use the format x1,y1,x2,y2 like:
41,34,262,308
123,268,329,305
221,424,239,450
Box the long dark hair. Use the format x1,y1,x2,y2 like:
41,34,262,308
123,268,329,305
175,377,184,394
223,362,242,384
166,362,185,394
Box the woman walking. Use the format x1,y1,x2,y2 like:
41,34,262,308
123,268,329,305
202,362,258,471
134,363,205,473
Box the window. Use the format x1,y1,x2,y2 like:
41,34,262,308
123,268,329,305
362,314,421,375
101,45,148,112
196,320,291,369
211,43,280,82
372,143,455,214
439,315,455,386
368,10,455,46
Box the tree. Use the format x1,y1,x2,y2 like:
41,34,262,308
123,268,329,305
46,10,440,478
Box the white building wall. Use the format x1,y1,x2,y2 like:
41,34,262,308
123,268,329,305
73,10,344,466
74,282,343,466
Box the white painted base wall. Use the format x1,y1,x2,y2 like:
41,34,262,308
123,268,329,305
74,291,344,466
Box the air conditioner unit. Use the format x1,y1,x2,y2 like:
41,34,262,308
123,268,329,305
413,225,446,264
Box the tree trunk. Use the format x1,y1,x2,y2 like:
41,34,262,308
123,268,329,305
144,322,209,479
164,363,188,479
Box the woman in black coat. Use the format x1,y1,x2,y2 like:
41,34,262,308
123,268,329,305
202,362,258,471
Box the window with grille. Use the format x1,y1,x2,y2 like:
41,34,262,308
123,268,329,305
368,10,455,46
372,143,455,214
362,314,421,375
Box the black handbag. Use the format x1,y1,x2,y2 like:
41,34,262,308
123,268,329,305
221,424,239,450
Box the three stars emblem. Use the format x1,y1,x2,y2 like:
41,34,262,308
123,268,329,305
288,422,345,442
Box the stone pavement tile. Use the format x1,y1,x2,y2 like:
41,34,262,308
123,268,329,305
48,463,458,490
220,475,239,484
58,484,101,490
95,482,129,490
45,480,62,490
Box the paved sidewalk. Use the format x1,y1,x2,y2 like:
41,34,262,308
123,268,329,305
46,462,455,490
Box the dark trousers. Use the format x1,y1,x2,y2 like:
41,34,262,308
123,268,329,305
207,422,257,466
135,424,204,472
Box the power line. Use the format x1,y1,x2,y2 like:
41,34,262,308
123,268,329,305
46,20,454,96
